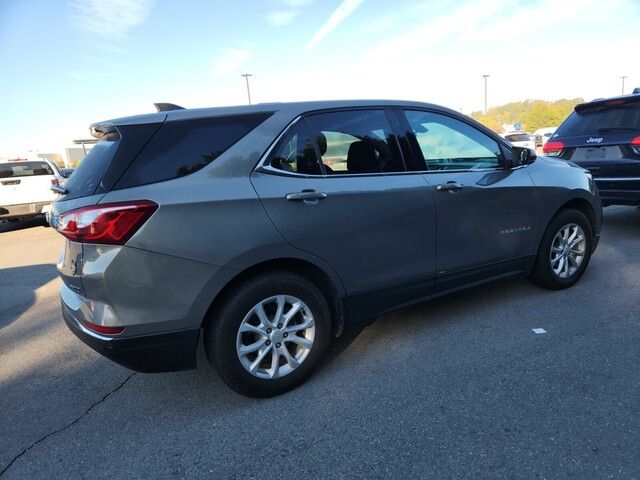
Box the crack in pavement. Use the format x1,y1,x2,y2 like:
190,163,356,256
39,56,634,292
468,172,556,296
0,372,136,478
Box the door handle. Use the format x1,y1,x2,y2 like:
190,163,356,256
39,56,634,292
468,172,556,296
436,181,464,192
285,190,328,201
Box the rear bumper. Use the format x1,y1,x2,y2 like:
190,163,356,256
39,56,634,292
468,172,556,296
0,201,49,219
61,284,199,373
594,179,640,206
598,190,640,206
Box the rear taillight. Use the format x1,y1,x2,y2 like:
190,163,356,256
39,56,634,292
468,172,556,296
51,178,60,187
56,200,158,245
631,136,640,155
85,320,124,335
543,141,565,157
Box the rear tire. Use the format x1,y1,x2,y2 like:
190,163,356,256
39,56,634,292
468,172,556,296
204,270,331,397
529,208,594,290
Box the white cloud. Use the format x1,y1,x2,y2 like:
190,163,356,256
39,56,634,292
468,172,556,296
306,0,365,49
367,0,516,60
69,0,155,39
210,48,253,77
267,10,298,27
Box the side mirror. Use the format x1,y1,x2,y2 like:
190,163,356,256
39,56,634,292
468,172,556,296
511,147,536,167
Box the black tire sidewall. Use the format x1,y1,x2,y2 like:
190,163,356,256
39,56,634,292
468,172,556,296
206,271,331,397
532,209,594,289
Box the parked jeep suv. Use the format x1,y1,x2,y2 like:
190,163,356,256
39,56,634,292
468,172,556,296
52,100,601,397
544,90,640,206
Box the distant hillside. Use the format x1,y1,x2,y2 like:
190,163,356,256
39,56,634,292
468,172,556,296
470,98,584,133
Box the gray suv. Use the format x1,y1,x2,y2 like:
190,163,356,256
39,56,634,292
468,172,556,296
52,100,602,397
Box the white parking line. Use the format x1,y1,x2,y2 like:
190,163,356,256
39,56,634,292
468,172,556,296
532,328,547,334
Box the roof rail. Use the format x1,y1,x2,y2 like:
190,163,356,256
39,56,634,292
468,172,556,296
154,103,185,112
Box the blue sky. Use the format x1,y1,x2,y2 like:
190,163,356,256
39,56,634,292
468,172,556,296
1,0,639,154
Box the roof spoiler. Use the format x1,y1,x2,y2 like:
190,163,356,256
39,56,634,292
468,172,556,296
154,103,185,112
89,123,117,139
576,94,640,112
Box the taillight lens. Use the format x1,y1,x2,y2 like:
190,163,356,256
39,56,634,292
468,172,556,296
631,136,640,155
56,200,158,245
51,178,60,187
543,141,565,157
85,320,124,335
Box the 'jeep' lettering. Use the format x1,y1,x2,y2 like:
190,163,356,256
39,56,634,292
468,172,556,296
586,137,603,143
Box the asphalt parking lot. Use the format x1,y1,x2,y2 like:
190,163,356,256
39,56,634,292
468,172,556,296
0,207,639,479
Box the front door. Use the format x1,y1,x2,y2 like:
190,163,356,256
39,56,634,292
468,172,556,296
400,109,538,287
251,109,437,313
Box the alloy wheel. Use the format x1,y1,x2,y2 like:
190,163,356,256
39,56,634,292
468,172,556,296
236,295,315,379
549,223,586,279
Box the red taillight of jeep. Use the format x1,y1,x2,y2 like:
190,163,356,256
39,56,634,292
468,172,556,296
56,200,158,245
631,136,640,155
543,141,565,157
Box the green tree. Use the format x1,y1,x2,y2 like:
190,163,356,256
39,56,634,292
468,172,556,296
470,98,584,132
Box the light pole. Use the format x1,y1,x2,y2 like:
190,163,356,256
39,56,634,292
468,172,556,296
482,74,490,114
241,73,253,105
620,75,628,95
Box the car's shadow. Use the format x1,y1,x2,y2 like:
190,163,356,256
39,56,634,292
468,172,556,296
0,216,48,233
601,205,639,239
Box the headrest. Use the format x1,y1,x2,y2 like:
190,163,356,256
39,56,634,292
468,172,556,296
347,141,377,174
316,133,327,156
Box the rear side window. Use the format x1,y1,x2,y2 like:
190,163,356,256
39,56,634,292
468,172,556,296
556,105,640,136
0,161,53,178
306,110,405,174
116,112,272,189
269,121,323,175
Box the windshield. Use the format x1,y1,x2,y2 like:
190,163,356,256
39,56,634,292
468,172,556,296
505,134,530,142
556,105,640,136
0,161,54,178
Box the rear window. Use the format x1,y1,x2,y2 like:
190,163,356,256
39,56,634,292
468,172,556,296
556,105,640,136
0,161,53,178
115,112,272,189
505,134,530,142
61,133,120,199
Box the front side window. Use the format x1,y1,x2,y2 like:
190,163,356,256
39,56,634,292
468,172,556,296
306,110,405,174
404,110,503,171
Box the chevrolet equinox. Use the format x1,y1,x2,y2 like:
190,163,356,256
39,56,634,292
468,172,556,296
52,100,602,397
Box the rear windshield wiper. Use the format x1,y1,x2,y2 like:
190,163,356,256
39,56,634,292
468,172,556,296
51,184,69,194
596,126,639,133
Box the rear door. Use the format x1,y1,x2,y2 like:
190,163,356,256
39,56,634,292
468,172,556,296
0,161,57,206
251,108,437,315
398,109,538,289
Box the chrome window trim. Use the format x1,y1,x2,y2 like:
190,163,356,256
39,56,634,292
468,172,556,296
255,113,420,178
594,177,640,181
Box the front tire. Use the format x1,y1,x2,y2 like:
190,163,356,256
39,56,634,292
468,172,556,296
529,209,594,290
204,271,331,397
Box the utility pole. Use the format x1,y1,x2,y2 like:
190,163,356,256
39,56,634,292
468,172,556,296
241,73,253,105
620,75,628,95
482,74,490,114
